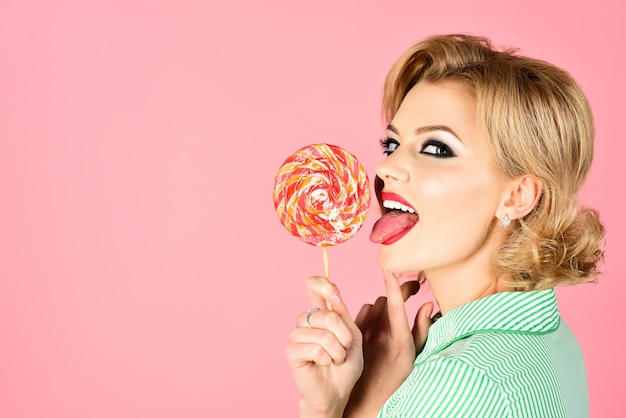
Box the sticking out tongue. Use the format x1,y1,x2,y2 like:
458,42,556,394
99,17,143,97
370,211,419,245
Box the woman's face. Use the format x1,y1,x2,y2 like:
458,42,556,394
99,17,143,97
372,80,507,276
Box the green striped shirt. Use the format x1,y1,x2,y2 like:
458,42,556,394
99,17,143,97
378,289,588,417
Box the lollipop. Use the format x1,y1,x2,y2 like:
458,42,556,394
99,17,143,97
273,143,371,279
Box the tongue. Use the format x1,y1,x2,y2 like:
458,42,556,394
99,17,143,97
369,211,419,244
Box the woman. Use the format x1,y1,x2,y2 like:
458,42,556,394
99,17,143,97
284,34,604,417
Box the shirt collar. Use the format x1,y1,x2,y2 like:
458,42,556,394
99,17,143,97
416,289,560,364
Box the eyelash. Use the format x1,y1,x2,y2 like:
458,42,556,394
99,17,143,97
379,138,456,158
379,137,399,156
421,139,456,158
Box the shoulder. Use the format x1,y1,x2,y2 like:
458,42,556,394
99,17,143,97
438,324,584,382
426,329,575,417
380,354,509,417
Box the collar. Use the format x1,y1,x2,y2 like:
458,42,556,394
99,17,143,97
416,289,560,365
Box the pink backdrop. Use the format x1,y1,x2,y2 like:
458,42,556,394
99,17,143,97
1,0,624,416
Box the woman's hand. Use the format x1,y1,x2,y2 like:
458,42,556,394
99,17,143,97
284,276,364,418
344,271,434,418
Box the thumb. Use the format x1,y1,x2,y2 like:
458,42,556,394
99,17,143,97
412,302,434,352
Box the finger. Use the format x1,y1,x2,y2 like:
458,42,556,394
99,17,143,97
284,341,334,367
304,277,362,349
305,276,345,312
364,296,388,337
412,302,434,352
289,327,350,364
337,306,363,349
298,309,353,350
354,303,373,329
400,280,421,301
383,271,412,340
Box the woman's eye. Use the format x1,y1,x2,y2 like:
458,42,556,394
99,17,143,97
379,137,399,156
420,139,456,158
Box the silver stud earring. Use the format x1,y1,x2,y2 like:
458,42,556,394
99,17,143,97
501,214,511,228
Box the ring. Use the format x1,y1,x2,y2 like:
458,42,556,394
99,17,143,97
305,307,320,327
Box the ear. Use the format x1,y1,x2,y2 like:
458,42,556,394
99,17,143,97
498,174,543,222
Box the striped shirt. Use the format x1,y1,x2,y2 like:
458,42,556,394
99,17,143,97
377,289,588,417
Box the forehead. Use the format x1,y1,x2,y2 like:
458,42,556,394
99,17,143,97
393,80,476,125
392,80,483,142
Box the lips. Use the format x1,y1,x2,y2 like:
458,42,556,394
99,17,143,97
380,192,415,213
369,192,419,245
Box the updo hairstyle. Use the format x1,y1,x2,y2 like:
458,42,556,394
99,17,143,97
380,34,605,290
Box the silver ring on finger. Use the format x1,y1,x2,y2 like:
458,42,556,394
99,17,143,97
305,307,320,327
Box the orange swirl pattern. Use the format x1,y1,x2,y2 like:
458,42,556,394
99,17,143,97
273,143,370,246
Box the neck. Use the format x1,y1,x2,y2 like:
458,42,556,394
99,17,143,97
427,271,515,314
425,229,515,314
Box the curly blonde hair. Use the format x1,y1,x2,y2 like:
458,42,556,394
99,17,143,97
381,34,605,290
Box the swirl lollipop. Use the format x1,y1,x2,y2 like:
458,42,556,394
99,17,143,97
273,143,371,279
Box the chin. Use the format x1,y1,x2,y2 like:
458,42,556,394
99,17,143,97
377,246,418,274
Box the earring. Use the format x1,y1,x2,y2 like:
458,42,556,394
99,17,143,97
501,214,511,228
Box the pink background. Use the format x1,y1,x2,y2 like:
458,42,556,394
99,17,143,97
1,0,624,416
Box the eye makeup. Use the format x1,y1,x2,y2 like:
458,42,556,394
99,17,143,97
379,137,399,156
420,139,456,158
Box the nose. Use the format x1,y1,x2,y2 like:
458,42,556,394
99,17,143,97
376,152,410,185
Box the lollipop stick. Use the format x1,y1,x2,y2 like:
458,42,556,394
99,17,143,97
323,245,330,279
322,245,333,310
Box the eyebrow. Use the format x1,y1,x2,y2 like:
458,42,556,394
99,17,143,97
387,124,463,143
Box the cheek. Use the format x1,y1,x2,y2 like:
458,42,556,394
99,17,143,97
419,170,498,224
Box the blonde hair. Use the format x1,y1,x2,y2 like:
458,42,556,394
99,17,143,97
381,34,605,290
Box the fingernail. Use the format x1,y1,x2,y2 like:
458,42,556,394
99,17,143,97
331,294,341,306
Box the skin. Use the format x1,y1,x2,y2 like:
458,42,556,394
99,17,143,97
284,80,542,418
376,80,516,314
